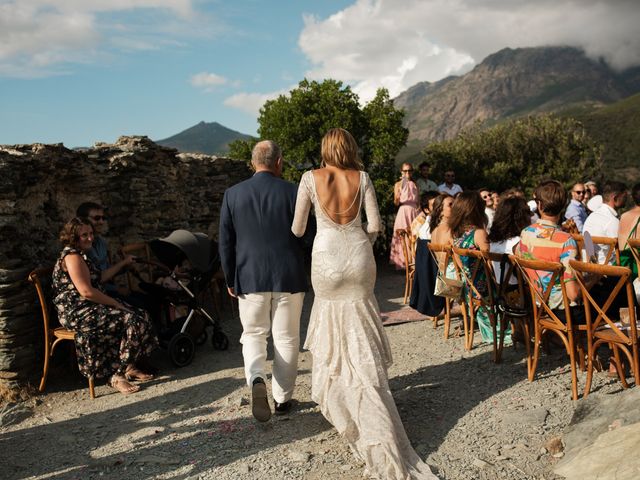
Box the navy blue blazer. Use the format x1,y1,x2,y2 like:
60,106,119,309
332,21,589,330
219,171,309,295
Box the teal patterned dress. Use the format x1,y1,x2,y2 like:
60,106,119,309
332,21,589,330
454,228,511,344
52,247,158,379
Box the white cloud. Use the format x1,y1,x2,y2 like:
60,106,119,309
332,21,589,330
190,72,228,91
223,88,291,116
299,0,640,102
0,0,202,77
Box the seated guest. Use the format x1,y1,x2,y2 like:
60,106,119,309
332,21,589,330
489,197,532,284
564,183,588,233
437,170,463,197
412,191,439,239
479,187,496,230
449,191,508,343
430,194,454,260
52,218,159,395
76,202,135,295
619,182,640,279
583,181,628,264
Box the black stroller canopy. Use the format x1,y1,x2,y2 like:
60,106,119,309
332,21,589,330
149,230,214,273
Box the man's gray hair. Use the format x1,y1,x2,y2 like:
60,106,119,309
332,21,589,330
252,140,281,169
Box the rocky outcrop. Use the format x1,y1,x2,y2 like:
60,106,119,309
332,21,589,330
394,46,638,144
0,136,251,388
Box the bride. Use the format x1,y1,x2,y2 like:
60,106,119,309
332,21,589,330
292,128,438,479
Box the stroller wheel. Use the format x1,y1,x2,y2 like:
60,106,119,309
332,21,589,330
212,330,229,351
195,329,208,346
168,333,195,367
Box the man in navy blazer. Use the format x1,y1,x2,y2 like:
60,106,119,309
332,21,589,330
219,140,308,422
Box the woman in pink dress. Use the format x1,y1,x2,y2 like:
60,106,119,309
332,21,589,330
390,163,419,269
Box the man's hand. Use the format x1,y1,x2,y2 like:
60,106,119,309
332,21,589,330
227,286,237,298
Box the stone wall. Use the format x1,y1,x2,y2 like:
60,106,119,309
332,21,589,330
0,136,251,388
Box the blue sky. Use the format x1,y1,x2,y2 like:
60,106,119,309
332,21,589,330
1,0,639,148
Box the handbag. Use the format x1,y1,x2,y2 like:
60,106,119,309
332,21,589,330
434,273,464,299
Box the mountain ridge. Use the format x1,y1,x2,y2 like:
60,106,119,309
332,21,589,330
156,121,253,155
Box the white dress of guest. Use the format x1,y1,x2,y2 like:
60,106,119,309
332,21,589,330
583,203,619,264
490,237,520,285
292,170,438,480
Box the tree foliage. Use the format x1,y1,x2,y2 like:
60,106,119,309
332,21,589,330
229,79,408,214
422,115,603,193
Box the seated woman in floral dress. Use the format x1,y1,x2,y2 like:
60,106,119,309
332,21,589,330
52,217,158,395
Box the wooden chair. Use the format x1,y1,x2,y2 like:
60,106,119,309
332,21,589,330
510,256,583,400
569,260,639,396
571,234,620,265
28,267,95,399
485,252,531,363
427,243,458,338
626,238,640,267
397,228,416,304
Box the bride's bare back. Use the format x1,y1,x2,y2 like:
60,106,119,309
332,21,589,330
312,167,362,225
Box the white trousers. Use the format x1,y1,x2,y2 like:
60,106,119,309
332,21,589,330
237,291,304,403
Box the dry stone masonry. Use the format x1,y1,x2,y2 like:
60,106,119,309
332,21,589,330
0,136,251,389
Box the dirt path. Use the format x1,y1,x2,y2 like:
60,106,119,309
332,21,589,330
0,264,624,480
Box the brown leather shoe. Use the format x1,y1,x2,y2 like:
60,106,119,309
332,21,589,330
251,378,271,422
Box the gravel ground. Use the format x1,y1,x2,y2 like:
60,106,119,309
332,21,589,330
0,263,626,480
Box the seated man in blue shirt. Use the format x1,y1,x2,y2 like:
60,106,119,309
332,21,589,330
564,183,588,232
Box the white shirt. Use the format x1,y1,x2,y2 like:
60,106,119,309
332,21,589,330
418,215,431,240
490,237,520,285
485,207,495,231
582,203,619,264
437,183,463,196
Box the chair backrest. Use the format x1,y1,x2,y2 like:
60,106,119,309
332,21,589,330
428,243,455,277
627,238,640,267
451,246,492,304
569,260,637,343
485,251,527,309
572,234,620,265
28,266,55,334
396,229,415,266
510,255,573,329
120,242,153,291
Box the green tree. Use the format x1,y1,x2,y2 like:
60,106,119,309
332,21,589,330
422,115,603,194
229,79,408,216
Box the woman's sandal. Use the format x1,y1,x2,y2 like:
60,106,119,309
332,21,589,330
125,366,155,382
110,375,140,395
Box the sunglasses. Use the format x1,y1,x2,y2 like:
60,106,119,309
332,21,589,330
402,169,413,173
481,194,491,199
89,215,108,221
573,190,585,195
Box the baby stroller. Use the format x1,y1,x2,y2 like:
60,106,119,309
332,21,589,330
137,229,229,367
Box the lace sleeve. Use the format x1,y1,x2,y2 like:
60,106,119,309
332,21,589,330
292,171,313,238
363,173,383,241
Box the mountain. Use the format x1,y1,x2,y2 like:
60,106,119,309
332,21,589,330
395,46,640,165
156,121,253,155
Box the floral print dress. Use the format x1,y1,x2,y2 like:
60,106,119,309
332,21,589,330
52,247,158,379
454,228,512,344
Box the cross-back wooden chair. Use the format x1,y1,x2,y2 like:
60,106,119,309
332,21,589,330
485,251,531,363
510,255,583,400
28,266,95,399
627,238,640,268
569,260,639,396
451,246,493,352
427,243,458,338
397,228,416,304
571,234,620,265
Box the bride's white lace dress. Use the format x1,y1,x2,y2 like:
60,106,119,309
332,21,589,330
292,170,438,480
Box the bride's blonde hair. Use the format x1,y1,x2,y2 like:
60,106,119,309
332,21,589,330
320,128,364,170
